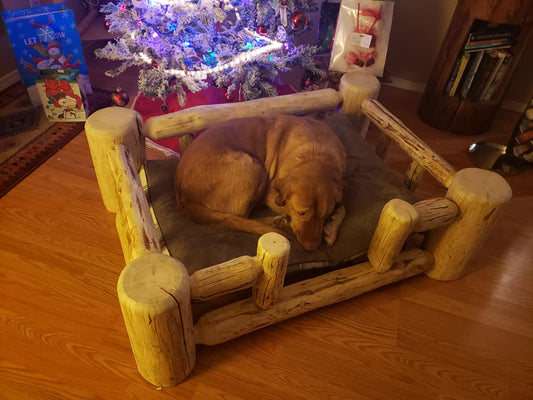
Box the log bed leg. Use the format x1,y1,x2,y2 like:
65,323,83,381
339,71,381,137
117,253,195,387
424,168,512,281
252,233,291,309
85,107,145,212
368,199,419,272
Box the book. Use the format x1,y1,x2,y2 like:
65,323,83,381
445,52,470,96
2,4,92,107
460,50,484,98
465,50,502,101
481,52,512,101
466,19,519,44
479,49,511,100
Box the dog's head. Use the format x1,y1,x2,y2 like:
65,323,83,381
273,167,344,251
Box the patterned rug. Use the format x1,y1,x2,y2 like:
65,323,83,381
0,82,113,198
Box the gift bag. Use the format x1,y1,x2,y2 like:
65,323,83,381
36,69,89,122
329,0,394,77
2,3,92,106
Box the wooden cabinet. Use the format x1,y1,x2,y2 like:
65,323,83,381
418,0,533,135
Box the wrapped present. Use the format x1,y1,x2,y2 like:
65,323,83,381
36,69,88,122
2,3,92,106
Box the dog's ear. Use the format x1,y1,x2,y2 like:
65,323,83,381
272,178,288,207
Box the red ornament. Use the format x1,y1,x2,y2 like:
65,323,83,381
290,11,308,31
225,92,234,102
151,59,158,68
111,88,129,107
257,25,268,36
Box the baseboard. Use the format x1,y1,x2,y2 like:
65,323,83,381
385,76,527,113
383,76,426,93
0,70,21,91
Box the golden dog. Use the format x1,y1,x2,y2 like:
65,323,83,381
174,115,347,251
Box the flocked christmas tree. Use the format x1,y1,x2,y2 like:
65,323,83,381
96,0,320,105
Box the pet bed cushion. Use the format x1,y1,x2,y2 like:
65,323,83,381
145,113,416,275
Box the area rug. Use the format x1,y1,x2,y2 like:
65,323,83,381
0,83,113,198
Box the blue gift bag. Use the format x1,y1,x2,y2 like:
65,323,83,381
2,3,92,106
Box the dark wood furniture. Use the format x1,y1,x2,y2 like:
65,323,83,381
418,0,533,135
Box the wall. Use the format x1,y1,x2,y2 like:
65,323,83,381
0,0,532,105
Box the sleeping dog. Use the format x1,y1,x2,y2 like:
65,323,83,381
174,115,347,251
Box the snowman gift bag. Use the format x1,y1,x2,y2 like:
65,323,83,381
2,3,92,106
329,0,394,77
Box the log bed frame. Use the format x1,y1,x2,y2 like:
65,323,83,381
84,72,512,387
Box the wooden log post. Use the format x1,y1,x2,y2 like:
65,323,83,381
339,71,381,137
368,199,419,273
369,198,460,273
404,160,426,192
117,253,195,387
85,107,145,212
252,232,291,310
424,168,512,281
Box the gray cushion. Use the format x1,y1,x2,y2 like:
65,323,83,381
145,113,416,277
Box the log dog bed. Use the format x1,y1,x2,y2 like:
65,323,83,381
85,71,512,387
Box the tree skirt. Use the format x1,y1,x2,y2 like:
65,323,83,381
0,83,113,198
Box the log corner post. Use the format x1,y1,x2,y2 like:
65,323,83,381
252,232,290,309
338,71,381,137
424,168,512,281
84,107,145,213
117,253,195,387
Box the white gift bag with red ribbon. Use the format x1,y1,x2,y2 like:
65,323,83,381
329,0,394,77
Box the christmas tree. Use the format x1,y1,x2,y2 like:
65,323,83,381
96,0,320,105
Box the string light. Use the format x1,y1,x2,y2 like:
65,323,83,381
138,29,284,79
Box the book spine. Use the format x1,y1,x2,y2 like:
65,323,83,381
465,51,500,101
481,53,512,101
446,52,470,96
460,50,484,99
464,42,512,51
479,50,508,101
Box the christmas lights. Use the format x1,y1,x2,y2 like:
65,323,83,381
96,0,320,104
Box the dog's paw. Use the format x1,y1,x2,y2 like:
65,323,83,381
272,214,291,229
323,205,346,247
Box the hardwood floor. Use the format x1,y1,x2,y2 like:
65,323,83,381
1,67,532,398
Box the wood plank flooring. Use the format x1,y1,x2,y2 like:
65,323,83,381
1,79,532,399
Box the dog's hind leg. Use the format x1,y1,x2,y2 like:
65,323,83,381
182,203,288,237
178,151,288,237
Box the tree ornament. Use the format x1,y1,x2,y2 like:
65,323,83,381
280,0,288,27
111,88,129,107
151,59,158,68
161,104,169,112
290,11,308,31
225,91,234,101
257,25,268,36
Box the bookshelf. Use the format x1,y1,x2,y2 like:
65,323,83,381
418,0,533,135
